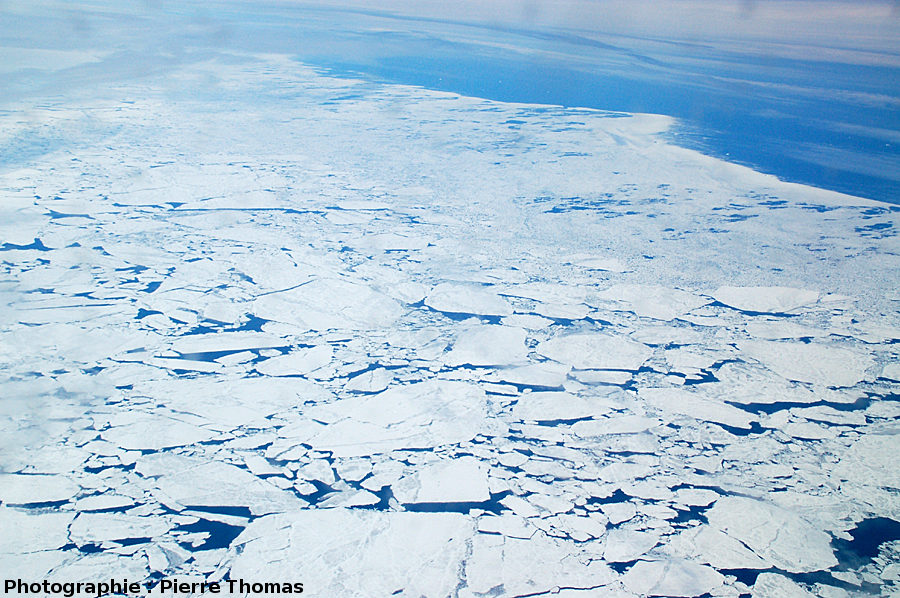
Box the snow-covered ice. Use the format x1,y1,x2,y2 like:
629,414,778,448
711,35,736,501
1,12,898,597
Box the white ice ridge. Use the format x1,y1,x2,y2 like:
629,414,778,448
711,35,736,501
1,37,897,597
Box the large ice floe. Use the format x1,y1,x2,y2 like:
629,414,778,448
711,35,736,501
1,24,899,598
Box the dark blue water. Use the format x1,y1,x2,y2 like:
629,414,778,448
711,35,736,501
210,4,900,204
4,2,898,203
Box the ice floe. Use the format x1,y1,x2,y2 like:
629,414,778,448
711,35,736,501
444,324,528,366
228,510,472,596
287,380,495,457
594,284,709,321
706,496,838,573
639,387,757,430
425,283,513,317
537,334,652,371
393,456,490,504
738,340,874,387
621,559,725,597
712,286,819,313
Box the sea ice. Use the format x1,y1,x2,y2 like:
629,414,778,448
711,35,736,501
537,334,652,371
255,345,333,377
738,340,874,387
462,532,617,597
639,387,757,429
344,367,394,393
0,507,74,553
135,454,302,515
100,416,217,450
512,391,609,422
483,362,570,388
444,324,528,366
392,456,490,504
425,283,513,316
594,284,709,321
620,559,725,597
253,277,403,330
286,380,494,457
602,528,660,562
69,512,171,546
0,474,79,505
752,573,817,598
705,496,837,573
228,509,473,597
3,30,898,594
712,286,819,313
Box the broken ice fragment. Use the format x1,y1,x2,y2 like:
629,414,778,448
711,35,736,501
290,380,494,457
101,416,217,450
70,512,171,546
513,391,609,422
621,559,725,597
344,367,393,393
537,333,652,371
463,533,617,597
602,528,660,562
477,514,537,539
712,286,819,313
501,314,553,329
393,457,490,505
0,506,74,553
738,340,874,387
255,344,333,377
483,362,570,388
752,572,817,598
639,387,757,430
594,284,709,321
571,415,659,437
424,283,513,316
880,362,900,381
136,453,302,515
253,277,403,330
74,494,135,512
668,526,769,569
0,474,79,505
706,496,838,573
444,325,528,366
228,509,473,597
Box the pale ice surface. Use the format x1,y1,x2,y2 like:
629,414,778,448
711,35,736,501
1,26,899,598
711,286,820,314
537,334,653,371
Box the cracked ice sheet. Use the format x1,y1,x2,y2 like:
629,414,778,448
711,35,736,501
738,339,875,387
705,496,838,573
281,380,501,457
227,510,472,596
135,453,302,515
537,333,652,371
639,387,757,429
2,22,899,595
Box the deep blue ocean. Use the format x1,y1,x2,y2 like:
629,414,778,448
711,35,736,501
2,2,898,204
221,4,900,205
